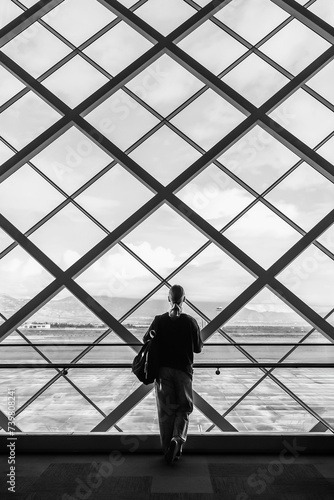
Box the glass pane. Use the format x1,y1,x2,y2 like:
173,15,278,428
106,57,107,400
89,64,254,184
75,164,153,232
309,0,334,26
224,202,301,269
317,223,334,255
265,163,334,231
17,0,40,6
128,125,201,185
28,203,106,270
0,2,23,29
171,89,245,150
0,66,25,106
218,125,299,193
16,377,103,432
43,0,117,46
225,377,318,432
177,164,255,230
135,0,195,36
0,141,14,164
269,89,334,148
42,55,108,108
67,368,141,414
83,20,153,76
260,19,330,75
85,89,160,150
178,19,247,76
0,91,61,151
122,204,208,276
278,244,334,316
0,369,57,412
224,287,311,361
222,53,288,106
275,368,334,429
114,390,158,433
75,243,161,320
32,126,111,194
194,368,264,418
1,23,71,78
0,164,65,233
307,60,334,105
0,228,14,254
171,242,255,319
317,135,334,164
126,54,203,117
214,0,289,45
0,246,54,318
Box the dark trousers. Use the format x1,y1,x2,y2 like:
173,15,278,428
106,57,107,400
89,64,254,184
154,366,193,454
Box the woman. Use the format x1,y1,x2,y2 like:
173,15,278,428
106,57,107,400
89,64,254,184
143,284,203,464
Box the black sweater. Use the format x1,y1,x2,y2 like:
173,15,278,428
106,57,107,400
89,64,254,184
143,312,203,377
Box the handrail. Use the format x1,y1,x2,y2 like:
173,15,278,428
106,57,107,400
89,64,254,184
1,363,334,368
0,343,333,347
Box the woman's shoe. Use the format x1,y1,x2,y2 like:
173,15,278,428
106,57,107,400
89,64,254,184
165,438,180,464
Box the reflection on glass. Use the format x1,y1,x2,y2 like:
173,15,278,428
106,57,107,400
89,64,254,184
75,164,153,231
222,53,288,106
83,21,153,76
0,67,25,106
42,55,108,108
135,0,195,36
126,54,203,117
123,204,207,275
172,242,254,319
16,377,102,432
269,89,334,148
265,163,334,231
75,243,160,319
178,19,247,76
177,164,255,230
0,91,61,151
85,89,159,150
260,19,330,75
0,246,54,318
171,89,245,150
1,23,71,78
224,202,301,269
43,0,117,46
32,126,111,194
28,203,106,270
278,245,334,316
214,0,289,45
0,164,65,233
218,126,298,193
226,377,318,432
307,60,334,105
129,125,201,185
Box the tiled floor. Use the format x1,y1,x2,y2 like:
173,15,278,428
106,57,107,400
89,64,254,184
1,452,334,499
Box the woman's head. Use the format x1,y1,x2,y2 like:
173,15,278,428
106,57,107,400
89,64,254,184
168,284,185,320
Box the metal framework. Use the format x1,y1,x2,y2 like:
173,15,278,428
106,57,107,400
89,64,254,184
0,0,334,434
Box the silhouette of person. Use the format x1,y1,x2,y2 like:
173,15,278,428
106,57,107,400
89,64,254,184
143,284,203,463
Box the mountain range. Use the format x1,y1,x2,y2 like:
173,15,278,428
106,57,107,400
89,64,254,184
0,293,318,326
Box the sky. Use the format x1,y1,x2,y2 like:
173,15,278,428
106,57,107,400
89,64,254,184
0,0,334,322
